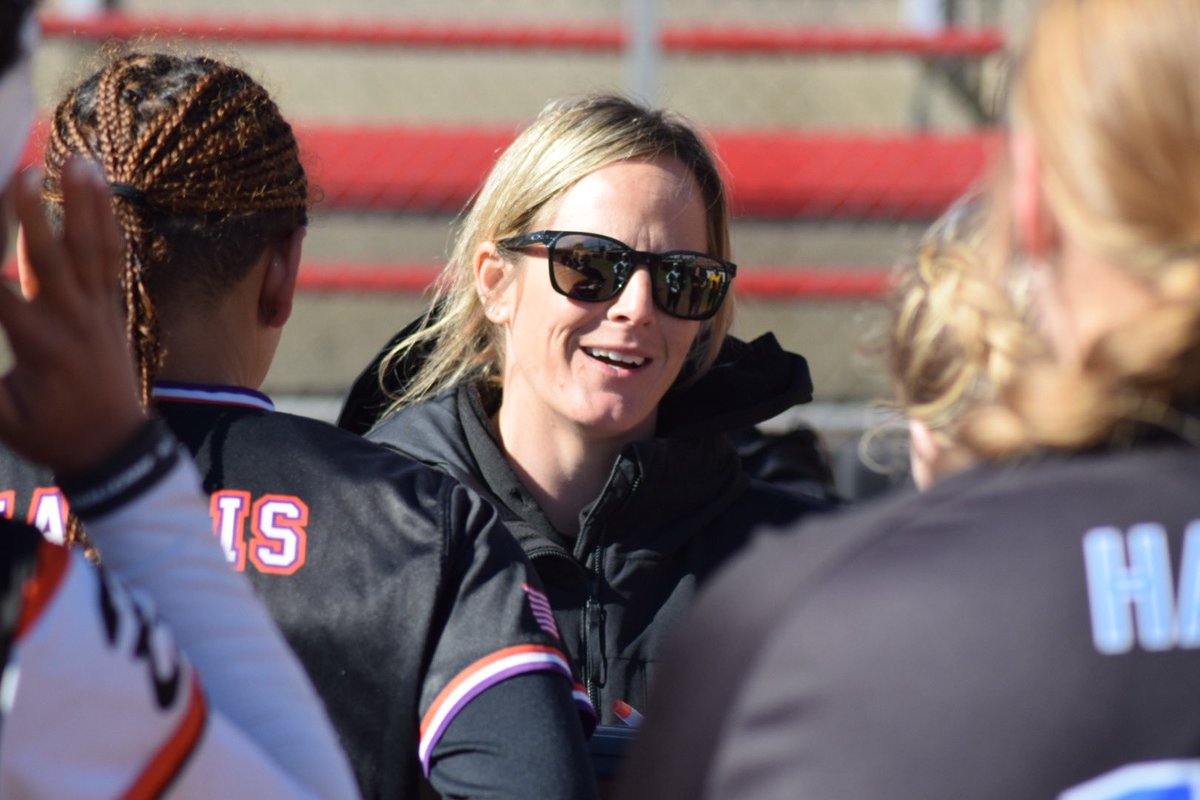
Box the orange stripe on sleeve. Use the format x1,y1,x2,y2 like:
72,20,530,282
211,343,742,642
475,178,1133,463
14,542,70,640
419,644,568,737
121,674,208,800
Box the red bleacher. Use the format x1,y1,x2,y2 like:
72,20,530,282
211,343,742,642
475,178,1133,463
33,12,1004,300
297,125,1000,221
21,123,999,221
41,13,1005,57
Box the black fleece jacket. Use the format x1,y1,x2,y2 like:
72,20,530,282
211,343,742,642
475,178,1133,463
340,329,836,724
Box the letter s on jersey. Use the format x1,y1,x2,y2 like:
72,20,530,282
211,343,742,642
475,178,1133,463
211,490,309,576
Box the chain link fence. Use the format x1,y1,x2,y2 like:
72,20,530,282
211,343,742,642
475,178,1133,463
32,0,1035,408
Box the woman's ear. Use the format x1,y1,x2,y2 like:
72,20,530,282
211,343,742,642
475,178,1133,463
475,241,513,325
259,227,305,328
1010,131,1058,259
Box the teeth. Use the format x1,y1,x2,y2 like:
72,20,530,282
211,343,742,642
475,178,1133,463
585,348,646,367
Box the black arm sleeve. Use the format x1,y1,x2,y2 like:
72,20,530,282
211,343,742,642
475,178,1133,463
429,671,599,800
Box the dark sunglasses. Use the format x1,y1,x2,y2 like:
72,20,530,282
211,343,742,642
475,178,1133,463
497,230,737,321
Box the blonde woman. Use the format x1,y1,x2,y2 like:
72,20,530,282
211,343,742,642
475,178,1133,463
622,1,1200,797
341,94,832,728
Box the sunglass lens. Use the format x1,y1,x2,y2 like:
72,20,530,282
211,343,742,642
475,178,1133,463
550,235,624,301
655,257,731,320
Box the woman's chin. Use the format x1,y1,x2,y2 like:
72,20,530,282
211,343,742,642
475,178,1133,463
571,402,658,442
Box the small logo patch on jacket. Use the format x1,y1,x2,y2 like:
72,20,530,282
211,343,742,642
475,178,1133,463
522,583,560,640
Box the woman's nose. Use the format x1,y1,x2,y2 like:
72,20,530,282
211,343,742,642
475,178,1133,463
607,264,656,324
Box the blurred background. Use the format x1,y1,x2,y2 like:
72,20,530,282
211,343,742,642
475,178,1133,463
29,0,1037,494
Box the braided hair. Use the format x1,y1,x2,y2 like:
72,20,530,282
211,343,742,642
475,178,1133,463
42,53,307,547
960,0,1200,458
43,52,308,406
888,192,1039,449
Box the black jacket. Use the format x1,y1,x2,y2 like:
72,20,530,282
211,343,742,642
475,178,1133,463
342,330,836,724
0,384,596,800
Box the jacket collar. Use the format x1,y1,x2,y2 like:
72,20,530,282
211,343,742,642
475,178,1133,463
455,382,745,559
339,311,815,439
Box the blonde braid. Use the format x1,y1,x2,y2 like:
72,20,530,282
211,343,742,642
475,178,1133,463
963,263,1200,457
886,188,1041,463
961,0,1200,458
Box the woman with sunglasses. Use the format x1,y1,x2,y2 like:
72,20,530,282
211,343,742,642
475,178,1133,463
0,51,597,800
340,93,832,730
621,0,1200,797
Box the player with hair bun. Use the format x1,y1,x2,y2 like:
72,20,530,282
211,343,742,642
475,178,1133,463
0,51,596,800
623,1,1200,797
886,191,1038,488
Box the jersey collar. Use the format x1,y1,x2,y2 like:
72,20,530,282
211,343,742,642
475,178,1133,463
152,382,275,412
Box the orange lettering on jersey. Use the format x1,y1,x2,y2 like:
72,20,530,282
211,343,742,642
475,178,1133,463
210,491,251,572
0,490,15,520
247,495,309,576
28,488,67,545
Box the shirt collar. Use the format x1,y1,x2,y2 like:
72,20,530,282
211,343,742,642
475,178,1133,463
152,382,275,412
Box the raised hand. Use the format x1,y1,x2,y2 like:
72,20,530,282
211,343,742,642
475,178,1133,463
0,158,145,476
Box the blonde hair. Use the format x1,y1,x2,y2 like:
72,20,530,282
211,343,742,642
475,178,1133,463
380,93,733,411
889,193,1035,459
961,0,1200,457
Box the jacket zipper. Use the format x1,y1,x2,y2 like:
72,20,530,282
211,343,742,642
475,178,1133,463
530,471,641,717
580,474,640,714
583,540,606,710
527,546,598,703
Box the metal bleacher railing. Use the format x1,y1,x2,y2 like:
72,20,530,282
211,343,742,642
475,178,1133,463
33,11,1005,302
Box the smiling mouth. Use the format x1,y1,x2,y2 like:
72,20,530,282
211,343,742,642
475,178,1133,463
584,347,647,368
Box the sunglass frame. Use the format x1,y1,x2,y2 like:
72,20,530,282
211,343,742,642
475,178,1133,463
497,229,737,322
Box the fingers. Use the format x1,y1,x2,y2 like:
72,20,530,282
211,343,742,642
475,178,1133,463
0,157,144,475
61,156,122,295
0,275,32,346
0,275,62,370
0,375,26,451
13,167,69,304
14,158,121,308
0,282,37,446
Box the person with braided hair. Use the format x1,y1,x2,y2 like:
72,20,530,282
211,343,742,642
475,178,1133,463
0,51,596,799
620,1,1200,798
0,6,358,797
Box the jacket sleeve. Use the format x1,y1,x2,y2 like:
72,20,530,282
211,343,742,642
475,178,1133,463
0,420,360,799
421,480,597,799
